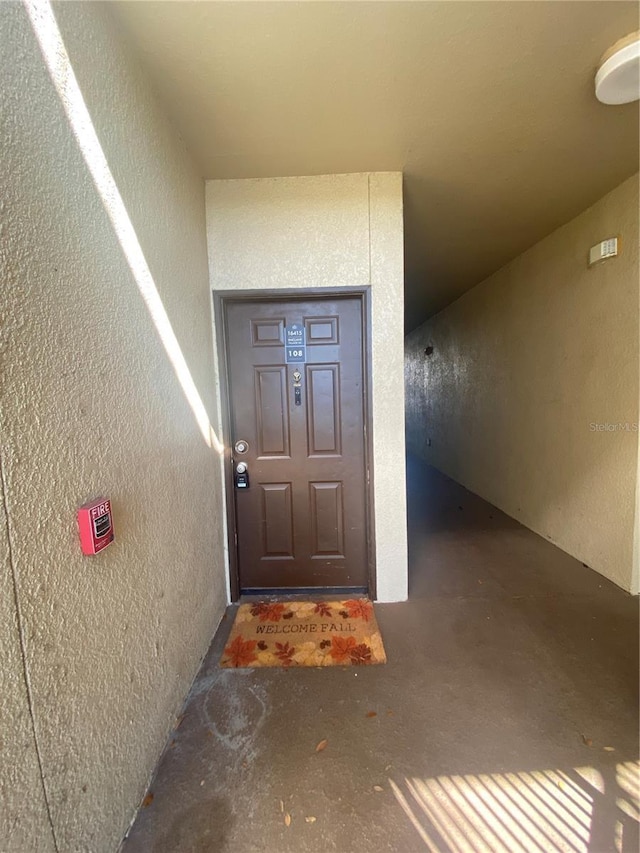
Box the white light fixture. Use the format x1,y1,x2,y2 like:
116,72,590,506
595,31,640,104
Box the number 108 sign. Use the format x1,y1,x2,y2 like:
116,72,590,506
285,324,306,363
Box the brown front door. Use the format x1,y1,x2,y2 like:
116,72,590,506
223,294,369,593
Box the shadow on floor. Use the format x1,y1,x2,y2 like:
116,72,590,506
121,456,639,853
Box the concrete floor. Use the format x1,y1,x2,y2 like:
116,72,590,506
121,457,639,853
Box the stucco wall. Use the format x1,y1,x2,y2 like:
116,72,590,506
1,3,225,851
206,173,408,602
405,175,639,593
0,471,55,851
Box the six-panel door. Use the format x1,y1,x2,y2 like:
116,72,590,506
225,297,368,591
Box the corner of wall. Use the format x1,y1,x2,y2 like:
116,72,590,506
369,171,408,602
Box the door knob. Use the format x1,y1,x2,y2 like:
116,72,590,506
235,461,250,489
234,440,249,454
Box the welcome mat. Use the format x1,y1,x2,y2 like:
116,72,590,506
220,599,386,668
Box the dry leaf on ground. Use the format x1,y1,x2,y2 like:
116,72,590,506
373,785,384,792
581,734,593,747
142,793,154,808
305,816,317,823
366,711,377,718
284,813,291,827
315,739,328,752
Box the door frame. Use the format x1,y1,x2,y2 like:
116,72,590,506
213,287,376,602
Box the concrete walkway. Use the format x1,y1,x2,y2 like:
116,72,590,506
121,456,639,852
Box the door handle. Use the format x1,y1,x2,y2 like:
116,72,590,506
235,462,250,490
293,370,302,406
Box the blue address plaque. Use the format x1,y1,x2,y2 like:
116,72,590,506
285,324,306,363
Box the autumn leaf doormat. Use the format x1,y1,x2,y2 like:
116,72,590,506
220,599,386,668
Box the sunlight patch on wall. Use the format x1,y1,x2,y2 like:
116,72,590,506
391,761,640,853
24,0,223,453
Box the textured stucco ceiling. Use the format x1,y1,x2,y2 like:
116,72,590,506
107,1,639,330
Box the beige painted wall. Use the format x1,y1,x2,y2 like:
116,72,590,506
406,175,639,593
0,474,54,851
1,3,225,851
206,173,408,602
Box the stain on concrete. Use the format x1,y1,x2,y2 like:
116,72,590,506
162,798,233,853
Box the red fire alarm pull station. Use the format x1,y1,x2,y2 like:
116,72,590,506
77,498,114,555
